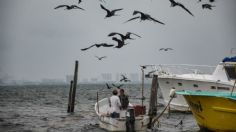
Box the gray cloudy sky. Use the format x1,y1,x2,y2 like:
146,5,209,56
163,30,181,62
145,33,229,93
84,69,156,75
0,0,236,81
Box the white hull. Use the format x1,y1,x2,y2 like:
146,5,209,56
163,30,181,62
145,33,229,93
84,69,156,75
146,62,235,111
158,77,233,111
95,98,150,131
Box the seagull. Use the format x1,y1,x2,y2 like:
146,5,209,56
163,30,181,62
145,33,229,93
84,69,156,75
169,0,194,16
108,32,141,41
202,4,215,10
100,4,123,18
112,83,124,89
120,75,131,82
124,10,165,25
159,48,173,51
54,5,85,10
81,43,114,51
95,56,107,60
112,37,126,48
106,83,112,89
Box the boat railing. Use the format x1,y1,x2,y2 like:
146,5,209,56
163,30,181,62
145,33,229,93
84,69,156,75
144,64,216,77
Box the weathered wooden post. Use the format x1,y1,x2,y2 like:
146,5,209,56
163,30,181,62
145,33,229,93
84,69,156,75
70,60,79,113
141,68,144,107
147,75,158,129
67,80,73,113
97,91,99,113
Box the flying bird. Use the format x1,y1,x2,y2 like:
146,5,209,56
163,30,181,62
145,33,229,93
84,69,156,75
112,37,126,48
159,48,173,51
95,56,107,60
145,70,157,78
54,5,85,10
106,83,112,89
120,75,131,82
112,83,124,89
124,10,165,25
81,43,114,51
100,4,123,18
169,0,194,16
108,32,141,41
202,4,215,10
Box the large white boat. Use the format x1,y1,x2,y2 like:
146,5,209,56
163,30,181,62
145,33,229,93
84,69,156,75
95,98,150,131
145,56,236,111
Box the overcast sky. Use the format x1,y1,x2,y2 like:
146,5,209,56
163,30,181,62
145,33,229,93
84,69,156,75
0,0,236,81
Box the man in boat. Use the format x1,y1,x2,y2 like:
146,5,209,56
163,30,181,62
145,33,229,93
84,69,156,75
119,89,129,110
109,89,122,118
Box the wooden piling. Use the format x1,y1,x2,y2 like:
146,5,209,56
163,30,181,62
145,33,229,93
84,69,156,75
147,75,158,128
97,91,99,113
141,68,144,107
67,80,73,113
70,60,79,113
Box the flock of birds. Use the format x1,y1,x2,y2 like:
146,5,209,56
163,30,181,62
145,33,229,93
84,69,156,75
54,0,217,89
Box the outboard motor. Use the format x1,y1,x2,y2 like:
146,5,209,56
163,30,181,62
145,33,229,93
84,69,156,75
126,108,135,132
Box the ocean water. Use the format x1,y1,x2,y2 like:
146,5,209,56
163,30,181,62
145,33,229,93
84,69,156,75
0,84,199,132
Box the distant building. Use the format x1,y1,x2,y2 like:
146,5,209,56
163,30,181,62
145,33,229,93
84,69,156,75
130,73,140,82
90,78,98,83
101,73,112,82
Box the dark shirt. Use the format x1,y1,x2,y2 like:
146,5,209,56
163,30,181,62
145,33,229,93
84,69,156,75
119,94,129,109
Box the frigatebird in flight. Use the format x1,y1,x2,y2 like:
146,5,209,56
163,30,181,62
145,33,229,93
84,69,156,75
106,83,112,89
81,43,114,51
202,4,215,10
159,48,173,51
95,56,107,60
169,0,194,16
112,37,126,49
100,4,123,18
112,83,124,89
54,5,85,10
124,10,165,25
120,75,131,82
108,32,141,41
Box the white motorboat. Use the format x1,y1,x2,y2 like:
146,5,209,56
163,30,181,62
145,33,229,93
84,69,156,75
145,56,236,111
94,98,150,131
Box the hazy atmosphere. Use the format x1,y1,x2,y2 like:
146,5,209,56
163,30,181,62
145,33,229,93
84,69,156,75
0,0,236,82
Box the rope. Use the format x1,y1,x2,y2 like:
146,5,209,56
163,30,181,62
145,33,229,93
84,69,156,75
151,97,174,126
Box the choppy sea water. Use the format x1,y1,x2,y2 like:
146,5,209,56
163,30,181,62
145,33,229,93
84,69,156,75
0,84,199,132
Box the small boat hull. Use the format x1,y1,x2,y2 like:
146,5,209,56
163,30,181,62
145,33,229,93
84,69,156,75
95,98,150,132
177,90,236,131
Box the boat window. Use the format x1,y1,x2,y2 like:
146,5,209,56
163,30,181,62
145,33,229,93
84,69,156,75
217,87,230,91
166,81,169,84
211,86,216,89
193,84,198,88
178,82,182,86
224,66,236,80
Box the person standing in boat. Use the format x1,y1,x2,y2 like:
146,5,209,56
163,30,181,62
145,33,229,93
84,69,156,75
119,89,129,110
109,89,121,118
